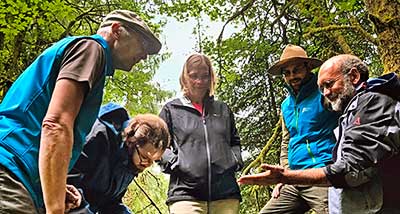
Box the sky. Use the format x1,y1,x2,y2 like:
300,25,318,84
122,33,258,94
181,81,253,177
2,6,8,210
152,17,198,93
152,16,235,94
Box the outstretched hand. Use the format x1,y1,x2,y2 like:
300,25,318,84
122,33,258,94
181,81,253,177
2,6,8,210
65,184,82,212
237,164,285,186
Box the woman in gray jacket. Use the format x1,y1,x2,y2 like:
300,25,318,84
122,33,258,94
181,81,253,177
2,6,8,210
159,53,243,214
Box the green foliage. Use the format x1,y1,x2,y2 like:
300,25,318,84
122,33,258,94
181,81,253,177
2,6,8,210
0,0,72,97
102,53,174,116
239,184,273,214
123,167,169,214
2,0,396,213
157,0,392,212
0,0,170,101
0,1,173,212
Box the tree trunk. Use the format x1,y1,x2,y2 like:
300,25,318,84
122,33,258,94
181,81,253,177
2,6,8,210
364,0,400,74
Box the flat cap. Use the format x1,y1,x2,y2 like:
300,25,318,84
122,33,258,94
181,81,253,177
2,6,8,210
100,10,162,55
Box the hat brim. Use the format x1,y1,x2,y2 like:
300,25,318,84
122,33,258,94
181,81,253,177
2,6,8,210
267,57,323,76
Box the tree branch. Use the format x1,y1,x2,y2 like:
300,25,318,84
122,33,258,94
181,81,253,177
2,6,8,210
305,23,377,45
133,178,162,214
241,116,282,176
216,0,256,45
304,24,357,37
349,15,378,44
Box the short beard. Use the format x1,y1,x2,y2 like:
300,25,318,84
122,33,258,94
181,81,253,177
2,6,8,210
328,77,355,112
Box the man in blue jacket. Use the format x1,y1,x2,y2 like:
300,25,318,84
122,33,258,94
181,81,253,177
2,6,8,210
259,45,339,214
238,54,400,213
67,103,170,214
0,10,161,213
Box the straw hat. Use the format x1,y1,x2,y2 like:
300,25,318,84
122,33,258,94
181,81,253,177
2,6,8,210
100,10,162,55
267,44,322,75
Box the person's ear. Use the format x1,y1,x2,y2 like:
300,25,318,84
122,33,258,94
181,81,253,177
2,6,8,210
123,120,139,142
110,22,122,40
348,67,360,85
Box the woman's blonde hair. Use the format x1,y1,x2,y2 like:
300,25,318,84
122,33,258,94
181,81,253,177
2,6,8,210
179,53,217,96
124,114,170,151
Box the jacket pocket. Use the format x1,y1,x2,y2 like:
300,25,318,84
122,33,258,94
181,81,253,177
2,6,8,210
210,139,237,174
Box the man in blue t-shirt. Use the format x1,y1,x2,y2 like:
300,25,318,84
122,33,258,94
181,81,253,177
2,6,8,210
0,10,162,214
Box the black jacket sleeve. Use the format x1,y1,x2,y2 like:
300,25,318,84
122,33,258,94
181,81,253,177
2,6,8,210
68,122,109,185
325,92,400,188
227,105,244,171
158,104,179,174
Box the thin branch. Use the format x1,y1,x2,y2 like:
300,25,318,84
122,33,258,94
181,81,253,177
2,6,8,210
133,178,162,214
349,16,378,44
58,8,98,39
216,0,256,45
216,0,256,82
241,116,282,176
304,25,358,37
269,0,293,32
304,22,377,45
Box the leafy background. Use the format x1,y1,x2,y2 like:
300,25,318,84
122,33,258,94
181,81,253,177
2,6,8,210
0,0,398,213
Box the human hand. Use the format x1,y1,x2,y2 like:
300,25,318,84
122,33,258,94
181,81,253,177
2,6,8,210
272,183,284,198
65,185,82,212
237,164,285,186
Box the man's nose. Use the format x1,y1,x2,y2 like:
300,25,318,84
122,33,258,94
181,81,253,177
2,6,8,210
322,87,332,97
286,74,297,82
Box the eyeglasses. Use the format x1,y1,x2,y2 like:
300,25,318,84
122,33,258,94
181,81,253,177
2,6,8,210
318,74,344,95
281,64,307,77
188,74,210,81
134,144,156,165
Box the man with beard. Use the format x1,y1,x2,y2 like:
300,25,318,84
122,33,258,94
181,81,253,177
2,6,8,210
259,45,339,214
67,103,170,214
238,54,400,214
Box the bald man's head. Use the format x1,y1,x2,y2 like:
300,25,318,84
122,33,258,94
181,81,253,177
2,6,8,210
317,54,369,112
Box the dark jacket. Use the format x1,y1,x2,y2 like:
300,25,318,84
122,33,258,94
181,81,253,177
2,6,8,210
159,96,243,204
68,103,137,214
324,73,400,213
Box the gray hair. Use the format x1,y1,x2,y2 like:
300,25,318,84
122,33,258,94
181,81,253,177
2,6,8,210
340,55,369,82
97,24,133,39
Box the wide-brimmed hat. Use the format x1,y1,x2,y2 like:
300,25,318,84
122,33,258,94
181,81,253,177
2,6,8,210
100,10,162,55
267,44,322,76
